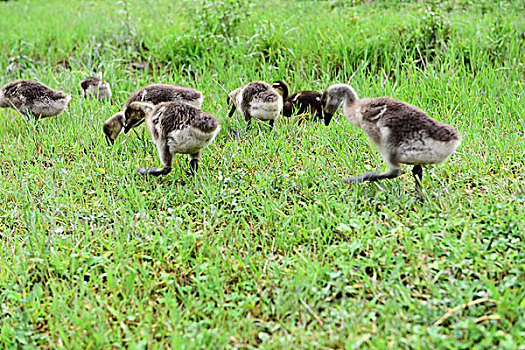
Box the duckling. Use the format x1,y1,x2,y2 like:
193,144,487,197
122,84,204,134
102,112,124,145
228,81,282,129
80,77,112,101
272,81,330,125
0,79,71,119
102,84,203,143
321,84,462,190
125,101,220,176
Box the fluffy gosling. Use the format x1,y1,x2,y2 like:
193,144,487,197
125,101,220,176
0,79,71,119
123,84,203,133
228,81,283,129
321,84,462,190
102,112,124,144
272,80,330,125
80,77,112,101
103,84,203,143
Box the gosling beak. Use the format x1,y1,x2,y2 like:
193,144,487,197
105,135,115,145
323,112,333,126
123,124,132,134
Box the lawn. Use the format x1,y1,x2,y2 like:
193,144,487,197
0,0,524,348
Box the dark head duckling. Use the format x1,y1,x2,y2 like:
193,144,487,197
322,84,462,190
102,112,124,145
0,79,71,119
272,81,331,125
102,84,203,143
126,101,220,176
80,77,112,101
228,81,283,129
122,84,203,134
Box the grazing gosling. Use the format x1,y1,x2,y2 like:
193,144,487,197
80,77,112,101
125,101,220,176
123,84,203,133
272,81,330,125
228,81,283,129
102,84,203,143
102,112,124,145
0,79,71,119
321,84,462,190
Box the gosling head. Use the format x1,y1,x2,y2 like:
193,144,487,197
321,84,359,126
103,112,125,145
227,88,241,108
227,88,242,118
272,80,289,100
123,101,154,134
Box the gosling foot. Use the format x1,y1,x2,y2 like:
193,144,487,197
135,166,172,176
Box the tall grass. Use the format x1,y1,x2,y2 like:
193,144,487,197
0,0,524,348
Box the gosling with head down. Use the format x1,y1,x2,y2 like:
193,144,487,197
321,84,461,191
80,77,112,101
102,112,124,144
0,79,71,120
228,81,282,129
125,101,220,177
272,80,331,125
103,84,203,143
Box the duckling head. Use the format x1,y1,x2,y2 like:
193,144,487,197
103,112,125,144
272,80,289,100
227,88,241,108
227,88,242,118
124,101,154,134
321,84,359,126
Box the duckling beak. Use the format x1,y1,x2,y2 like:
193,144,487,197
228,104,236,118
323,113,333,126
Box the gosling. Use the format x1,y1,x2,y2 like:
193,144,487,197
125,101,220,176
123,84,203,133
272,81,330,125
228,81,282,129
102,112,124,144
103,84,203,142
0,79,71,119
80,77,112,101
321,84,462,190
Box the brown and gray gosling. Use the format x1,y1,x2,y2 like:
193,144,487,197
123,84,203,133
228,81,282,129
272,80,331,125
321,84,462,190
80,77,112,101
0,79,71,119
102,112,124,144
125,101,220,176
103,84,204,143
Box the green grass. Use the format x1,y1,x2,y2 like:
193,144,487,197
1,0,524,348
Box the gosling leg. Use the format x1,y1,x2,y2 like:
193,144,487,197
245,113,253,130
135,142,173,176
345,169,401,183
186,152,201,176
412,165,423,192
269,119,275,129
